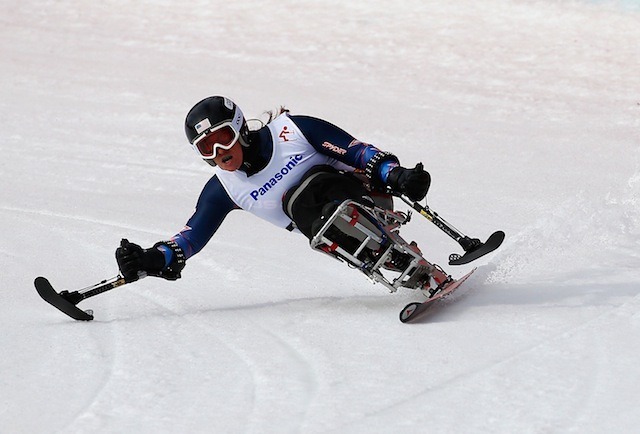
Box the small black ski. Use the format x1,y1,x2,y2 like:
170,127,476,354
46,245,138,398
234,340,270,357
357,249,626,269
34,277,95,321
399,268,476,323
449,230,505,265
34,275,128,321
398,196,504,266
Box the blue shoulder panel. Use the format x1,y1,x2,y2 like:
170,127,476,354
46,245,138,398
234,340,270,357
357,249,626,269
170,175,237,260
290,115,384,170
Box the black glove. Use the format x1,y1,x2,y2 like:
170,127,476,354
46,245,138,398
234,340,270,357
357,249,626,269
115,239,166,282
386,163,431,201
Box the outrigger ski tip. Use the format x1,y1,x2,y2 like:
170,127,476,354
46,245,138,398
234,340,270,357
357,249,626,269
34,274,129,321
397,195,504,266
448,230,505,266
34,277,94,321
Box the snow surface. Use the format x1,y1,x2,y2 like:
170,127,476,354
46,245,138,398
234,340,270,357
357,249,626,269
1,0,639,432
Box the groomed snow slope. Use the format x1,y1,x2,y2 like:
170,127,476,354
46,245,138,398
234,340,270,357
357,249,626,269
1,0,639,432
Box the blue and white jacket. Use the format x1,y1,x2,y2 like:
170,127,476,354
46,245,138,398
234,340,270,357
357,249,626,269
166,113,396,262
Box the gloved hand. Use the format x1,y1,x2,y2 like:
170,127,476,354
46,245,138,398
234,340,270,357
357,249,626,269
386,163,431,201
115,239,166,282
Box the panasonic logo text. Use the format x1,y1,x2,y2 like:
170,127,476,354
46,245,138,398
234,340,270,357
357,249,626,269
250,155,304,201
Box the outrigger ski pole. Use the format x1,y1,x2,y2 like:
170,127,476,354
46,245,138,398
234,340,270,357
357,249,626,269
398,195,505,265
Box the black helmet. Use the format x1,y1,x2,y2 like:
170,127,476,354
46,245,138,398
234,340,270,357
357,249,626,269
184,96,249,165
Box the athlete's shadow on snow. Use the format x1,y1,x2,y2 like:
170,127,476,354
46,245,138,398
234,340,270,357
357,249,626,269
208,294,395,316
87,294,395,324
400,271,640,324
54,279,640,324
472,281,640,308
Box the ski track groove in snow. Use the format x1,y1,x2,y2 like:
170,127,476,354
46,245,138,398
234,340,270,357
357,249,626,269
128,289,259,433
58,324,118,433
244,320,318,432
51,285,260,432
125,289,319,432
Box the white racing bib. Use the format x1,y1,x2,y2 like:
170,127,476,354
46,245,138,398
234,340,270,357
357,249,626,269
215,114,346,229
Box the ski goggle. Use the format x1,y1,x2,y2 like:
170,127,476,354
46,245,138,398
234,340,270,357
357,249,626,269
191,122,240,159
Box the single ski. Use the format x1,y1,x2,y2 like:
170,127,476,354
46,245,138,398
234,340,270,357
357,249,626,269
34,277,94,321
399,268,476,323
449,230,505,265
